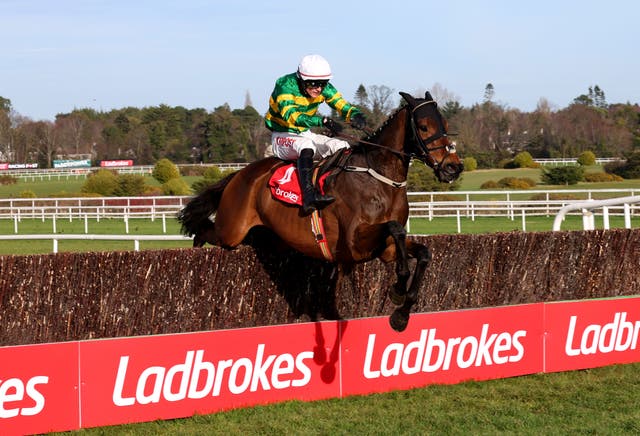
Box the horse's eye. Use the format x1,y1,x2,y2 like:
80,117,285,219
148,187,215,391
418,125,429,133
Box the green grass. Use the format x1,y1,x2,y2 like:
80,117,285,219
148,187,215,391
458,167,545,190
457,166,640,193
60,362,640,435
408,214,638,234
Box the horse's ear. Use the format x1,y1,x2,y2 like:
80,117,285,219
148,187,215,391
399,92,416,107
425,91,434,101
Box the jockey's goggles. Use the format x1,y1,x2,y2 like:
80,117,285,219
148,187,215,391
304,80,329,89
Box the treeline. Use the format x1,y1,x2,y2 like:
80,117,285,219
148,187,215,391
0,98,267,167
0,84,639,169
446,84,640,168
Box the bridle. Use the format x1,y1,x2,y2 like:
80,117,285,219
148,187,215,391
407,99,457,171
338,100,456,167
334,98,457,188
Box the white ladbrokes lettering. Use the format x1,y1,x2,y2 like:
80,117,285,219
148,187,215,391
274,186,299,203
363,325,527,379
0,376,48,418
565,312,640,356
112,346,314,406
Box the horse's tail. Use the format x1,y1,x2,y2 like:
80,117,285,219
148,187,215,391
178,171,238,237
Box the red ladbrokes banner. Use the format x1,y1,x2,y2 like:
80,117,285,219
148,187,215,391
0,343,79,435
1,297,639,434
545,298,640,372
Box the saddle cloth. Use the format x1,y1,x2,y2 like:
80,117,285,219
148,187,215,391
268,163,330,206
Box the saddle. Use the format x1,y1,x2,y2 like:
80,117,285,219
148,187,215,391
268,149,350,206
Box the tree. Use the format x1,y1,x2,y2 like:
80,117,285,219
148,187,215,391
56,112,93,157
28,121,60,168
161,178,191,195
463,156,477,171
573,85,607,109
577,150,596,166
199,104,247,162
430,83,461,107
483,83,495,103
593,85,607,109
605,151,640,179
512,151,536,168
354,84,368,107
244,91,253,108
81,169,119,195
441,100,463,119
152,158,180,183
363,85,396,127
0,99,12,161
541,165,585,185
114,174,146,196
406,161,460,191
232,106,265,160
0,96,11,113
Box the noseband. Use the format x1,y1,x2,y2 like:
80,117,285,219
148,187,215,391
408,100,456,170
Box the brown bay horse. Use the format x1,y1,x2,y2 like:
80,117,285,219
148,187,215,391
178,91,463,331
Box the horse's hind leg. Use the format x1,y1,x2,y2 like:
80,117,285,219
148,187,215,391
390,240,431,332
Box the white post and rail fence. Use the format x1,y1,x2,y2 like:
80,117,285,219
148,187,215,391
1,190,639,253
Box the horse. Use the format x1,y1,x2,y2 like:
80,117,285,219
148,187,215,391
179,91,463,331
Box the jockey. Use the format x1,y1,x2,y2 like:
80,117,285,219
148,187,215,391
265,54,366,215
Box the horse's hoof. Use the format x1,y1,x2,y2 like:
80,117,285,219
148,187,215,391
389,290,406,306
389,309,409,332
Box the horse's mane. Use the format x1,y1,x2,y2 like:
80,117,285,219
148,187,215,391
347,105,407,155
362,104,407,143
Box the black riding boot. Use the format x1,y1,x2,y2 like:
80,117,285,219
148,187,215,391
297,149,335,215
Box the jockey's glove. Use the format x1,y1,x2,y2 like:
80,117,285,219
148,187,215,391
351,113,367,130
322,117,344,136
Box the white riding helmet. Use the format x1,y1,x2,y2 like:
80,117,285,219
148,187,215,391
297,54,333,81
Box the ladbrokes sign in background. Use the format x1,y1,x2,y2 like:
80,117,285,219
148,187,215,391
2,296,639,434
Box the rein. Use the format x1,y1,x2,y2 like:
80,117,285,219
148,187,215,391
332,102,454,188
335,132,410,159
335,131,408,188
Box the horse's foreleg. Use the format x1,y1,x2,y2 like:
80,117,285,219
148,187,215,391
193,224,216,248
390,240,431,332
381,221,410,307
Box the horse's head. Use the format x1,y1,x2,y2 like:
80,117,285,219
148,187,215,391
400,91,463,183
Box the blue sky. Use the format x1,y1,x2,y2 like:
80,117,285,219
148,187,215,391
1,0,639,121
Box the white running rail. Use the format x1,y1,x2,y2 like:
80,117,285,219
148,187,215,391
552,195,640,231
0,234,193,253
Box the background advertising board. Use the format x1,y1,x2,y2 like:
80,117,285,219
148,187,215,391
53,159,91,168
79,322,341,429
0,163,38,170
340,304,545,396
0,342,79,436
100,160,133,167
544,297,640,373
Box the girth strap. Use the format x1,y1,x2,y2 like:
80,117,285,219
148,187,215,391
310,210,333,261
310,166,333,261
344,165,407,188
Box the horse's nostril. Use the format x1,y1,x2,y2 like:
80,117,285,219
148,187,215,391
444,163,463,175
